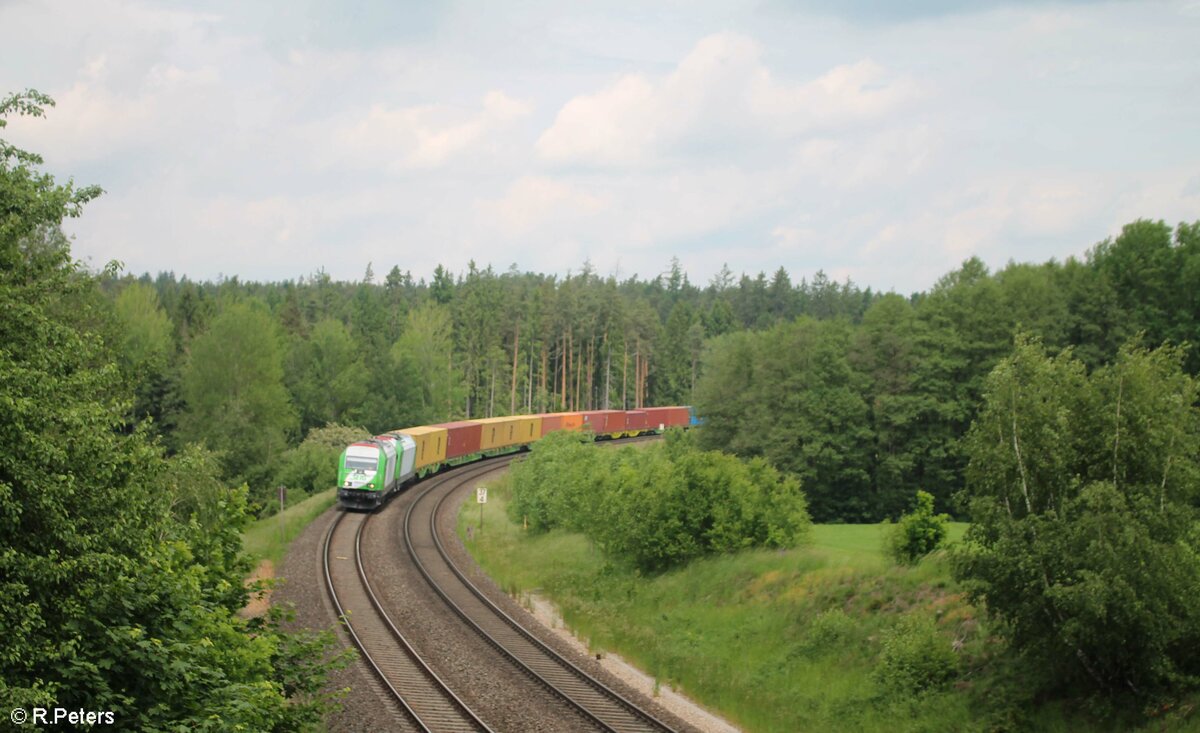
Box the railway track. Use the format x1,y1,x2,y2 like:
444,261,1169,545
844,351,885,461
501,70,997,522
323,504,493,732
405,454,678,733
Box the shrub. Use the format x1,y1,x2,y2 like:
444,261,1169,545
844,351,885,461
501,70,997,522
801,608,856,655
874,614,958,695
886,490,949,564
272,423,371,510
508,431,810,572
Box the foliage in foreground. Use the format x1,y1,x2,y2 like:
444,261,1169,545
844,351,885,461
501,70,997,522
507,431,810,572
0,90,343,730
954,336,1200,703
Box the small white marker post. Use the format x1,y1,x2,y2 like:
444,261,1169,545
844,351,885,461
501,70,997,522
278,485,286,546
476,486,488,530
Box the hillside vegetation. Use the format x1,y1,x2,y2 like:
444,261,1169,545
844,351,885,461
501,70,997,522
462,474,1200,732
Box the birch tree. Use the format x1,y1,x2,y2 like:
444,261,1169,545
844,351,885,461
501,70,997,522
954,336,1200,699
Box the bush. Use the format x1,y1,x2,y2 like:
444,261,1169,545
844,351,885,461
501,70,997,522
507,430,600,532
874,614,958,695
801,608,856,655
273,423,371,504
886,490,950,564
508,431,810,572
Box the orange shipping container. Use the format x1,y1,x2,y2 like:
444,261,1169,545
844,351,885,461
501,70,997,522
396,425,449,469
472,415,543,450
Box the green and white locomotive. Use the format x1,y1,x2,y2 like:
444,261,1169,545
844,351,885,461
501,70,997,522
336,433,416,510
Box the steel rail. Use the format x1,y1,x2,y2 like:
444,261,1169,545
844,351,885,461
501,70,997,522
323,506,493,733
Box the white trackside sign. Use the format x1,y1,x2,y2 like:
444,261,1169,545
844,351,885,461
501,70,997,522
476,487,488,504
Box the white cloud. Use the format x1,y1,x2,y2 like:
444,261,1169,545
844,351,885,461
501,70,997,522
479,175,609,236
328,90,532,171
536,32,922,167
788,124,934,190
846,171,1128,288
1108,168,1200,233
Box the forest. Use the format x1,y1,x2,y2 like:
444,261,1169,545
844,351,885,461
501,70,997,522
100,214,1200,522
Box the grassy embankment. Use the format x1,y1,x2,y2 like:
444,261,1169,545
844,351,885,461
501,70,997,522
458,476,1200,733
242,488,338,567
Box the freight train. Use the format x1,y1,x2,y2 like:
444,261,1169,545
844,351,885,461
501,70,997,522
336,407,698,510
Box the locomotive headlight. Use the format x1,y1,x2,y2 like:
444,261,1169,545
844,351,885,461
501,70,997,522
368,483,375,488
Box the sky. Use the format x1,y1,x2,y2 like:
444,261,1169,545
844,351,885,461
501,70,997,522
2,0,1198,294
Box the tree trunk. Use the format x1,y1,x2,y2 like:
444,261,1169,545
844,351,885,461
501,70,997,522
635,339,641,408
527,347,534,412
587,337,594,410
510,321,520,415
541,343,548,413
559,331,566,411
622,337,628,409
603,330,611,410
488,362,496,418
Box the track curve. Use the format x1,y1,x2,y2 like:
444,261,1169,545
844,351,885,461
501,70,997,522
404,455,679,733
323,508,493,733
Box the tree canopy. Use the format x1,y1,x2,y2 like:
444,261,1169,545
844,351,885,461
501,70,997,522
953,337,1200,700
0,89,339,730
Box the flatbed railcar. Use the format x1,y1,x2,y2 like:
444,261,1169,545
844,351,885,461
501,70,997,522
336,406,695,510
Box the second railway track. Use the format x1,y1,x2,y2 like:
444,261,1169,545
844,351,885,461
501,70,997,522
324,497,492,732
404,453,678,733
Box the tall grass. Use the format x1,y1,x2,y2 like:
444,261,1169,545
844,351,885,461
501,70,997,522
242,488,337,567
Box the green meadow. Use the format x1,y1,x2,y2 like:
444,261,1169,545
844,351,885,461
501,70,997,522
459,476,1200,733
242,488,338,567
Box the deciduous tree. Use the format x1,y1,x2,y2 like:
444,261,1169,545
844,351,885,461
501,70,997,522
953,336,1200,699
180,300,297,486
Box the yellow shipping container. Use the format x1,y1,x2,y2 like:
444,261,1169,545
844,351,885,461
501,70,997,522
472,416,543,450
395,425,448,469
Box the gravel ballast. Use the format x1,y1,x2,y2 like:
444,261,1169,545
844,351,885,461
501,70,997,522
274,461,718,732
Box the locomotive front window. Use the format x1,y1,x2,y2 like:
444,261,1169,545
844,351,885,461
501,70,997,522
346,457,377,470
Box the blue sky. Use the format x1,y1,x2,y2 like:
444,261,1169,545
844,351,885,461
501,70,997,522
2,0,1197,293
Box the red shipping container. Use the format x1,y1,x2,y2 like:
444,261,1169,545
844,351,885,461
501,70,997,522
537,413,564,436
599,410,627,432
643,407,672,430
432,420,483,460
642,406,691,429
579,411,607,433
581,410,627,434
625,410,648,431
665,406,690,428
